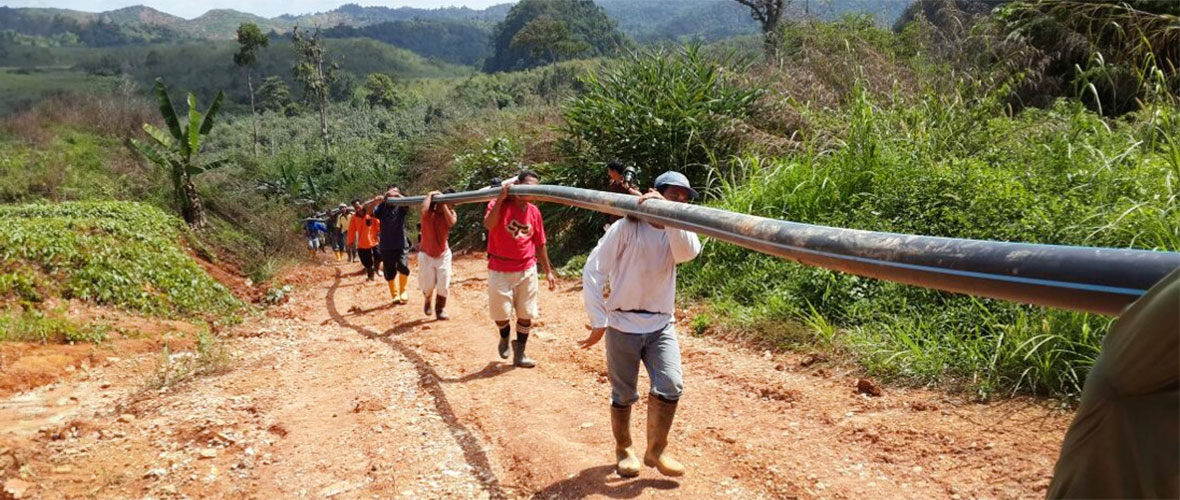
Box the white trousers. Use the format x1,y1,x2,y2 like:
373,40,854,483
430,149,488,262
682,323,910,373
418,249,452,298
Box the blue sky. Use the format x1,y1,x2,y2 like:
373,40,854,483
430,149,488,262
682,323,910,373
0,0,507,19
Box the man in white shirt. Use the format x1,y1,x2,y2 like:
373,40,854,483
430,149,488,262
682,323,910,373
579,171,702,478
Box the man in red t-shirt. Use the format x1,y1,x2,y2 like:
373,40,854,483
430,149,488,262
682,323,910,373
482,170,555,368
419,190,457,320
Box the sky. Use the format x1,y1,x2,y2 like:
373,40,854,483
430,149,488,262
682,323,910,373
0,0,509,19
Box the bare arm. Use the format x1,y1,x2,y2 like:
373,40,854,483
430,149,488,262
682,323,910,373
537,243,556,291
362,195,383,215
483,183,510,231
420,191,437,213
442,203,458,226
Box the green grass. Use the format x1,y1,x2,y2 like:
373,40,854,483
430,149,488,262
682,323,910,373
0,307,109,343
0,67,117,115
0,201,243,320
0,131,145,203
681,90,1179,400
141,331,231,392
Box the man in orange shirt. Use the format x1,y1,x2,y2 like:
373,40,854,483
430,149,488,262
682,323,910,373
419,189,457,320
347,199,381,281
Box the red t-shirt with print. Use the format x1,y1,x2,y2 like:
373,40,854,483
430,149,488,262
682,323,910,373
485,199,546,272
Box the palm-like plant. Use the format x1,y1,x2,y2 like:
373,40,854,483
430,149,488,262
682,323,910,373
130,78,225,228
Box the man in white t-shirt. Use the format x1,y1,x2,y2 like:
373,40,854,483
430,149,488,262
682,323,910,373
579,171,702,478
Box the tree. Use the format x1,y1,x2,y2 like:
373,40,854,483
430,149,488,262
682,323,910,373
292,26,336,153
484,0,626,73
257,76,292,113
234,22,269,157
510,16,590,65
733,0,790,60
362,73,402,109
144,49,162,67
130,79,226,228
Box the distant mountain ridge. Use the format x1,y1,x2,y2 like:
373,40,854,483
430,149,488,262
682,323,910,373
2,1,909,42
0,3,514,40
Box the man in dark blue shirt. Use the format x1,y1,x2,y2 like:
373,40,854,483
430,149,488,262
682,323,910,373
365,186,412,305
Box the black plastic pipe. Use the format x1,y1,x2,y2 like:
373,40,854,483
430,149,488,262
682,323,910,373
382,185,1179,316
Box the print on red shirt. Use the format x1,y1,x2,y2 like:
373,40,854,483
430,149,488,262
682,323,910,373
507,219,533,239
486,200,546,273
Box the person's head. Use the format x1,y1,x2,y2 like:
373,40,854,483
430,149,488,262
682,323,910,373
653,171,699,204
607,160,624,181
385,185,401,198
517,170,540,186
351,199,362,211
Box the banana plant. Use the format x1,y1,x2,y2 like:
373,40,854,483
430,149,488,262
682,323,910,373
130,78,226,228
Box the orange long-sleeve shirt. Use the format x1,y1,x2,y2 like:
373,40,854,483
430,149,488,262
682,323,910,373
347,213,380,249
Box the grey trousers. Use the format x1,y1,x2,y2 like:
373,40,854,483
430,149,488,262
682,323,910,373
605,324,684,406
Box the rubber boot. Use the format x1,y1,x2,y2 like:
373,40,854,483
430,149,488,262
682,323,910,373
611,405,641,477
388,280,399,304
497,326,510,359
397,274,409,304
511,340,536,368
644,395,685,476
435,295,449,321
423,295,433,317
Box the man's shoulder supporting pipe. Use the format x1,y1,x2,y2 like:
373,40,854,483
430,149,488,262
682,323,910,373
378,185,1180,315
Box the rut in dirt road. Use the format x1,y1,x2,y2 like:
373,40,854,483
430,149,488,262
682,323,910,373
326,267,508,499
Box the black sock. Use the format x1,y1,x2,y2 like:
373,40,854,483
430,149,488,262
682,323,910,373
498,325,510,339
515,322,530,342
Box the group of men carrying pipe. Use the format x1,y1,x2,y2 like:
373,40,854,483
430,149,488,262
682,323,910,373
318,164,698,478
313,161,1178,497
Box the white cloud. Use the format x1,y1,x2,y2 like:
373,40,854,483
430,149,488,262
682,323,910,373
0,0,510,20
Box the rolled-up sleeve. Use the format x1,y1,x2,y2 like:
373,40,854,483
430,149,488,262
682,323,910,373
666,228,701,263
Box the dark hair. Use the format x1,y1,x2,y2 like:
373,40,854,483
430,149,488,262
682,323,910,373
351,199,361,205
518,170,540,183
443,187,456,194
607,160,624,173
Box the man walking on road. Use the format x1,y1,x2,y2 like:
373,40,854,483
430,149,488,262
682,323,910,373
347,200,381,281
420,189,457,320
484,170,556,368
332,203,350,262
304,212,327,259
367,186,412,305
579,171,702,478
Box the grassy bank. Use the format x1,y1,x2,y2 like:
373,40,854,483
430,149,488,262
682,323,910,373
0,202,242,326
681,91,1178,400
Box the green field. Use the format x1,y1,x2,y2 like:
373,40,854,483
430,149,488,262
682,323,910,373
0,67,117,115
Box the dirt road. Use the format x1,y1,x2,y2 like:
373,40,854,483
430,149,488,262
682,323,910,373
1,254,1072,499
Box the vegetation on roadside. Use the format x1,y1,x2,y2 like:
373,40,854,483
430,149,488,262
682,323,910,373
141,330,231,392
0,308,109,343
0,202,242,319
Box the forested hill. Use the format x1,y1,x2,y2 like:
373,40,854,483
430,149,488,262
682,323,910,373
0,0,912,45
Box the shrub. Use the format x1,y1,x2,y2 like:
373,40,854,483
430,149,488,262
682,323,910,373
559,43,763,193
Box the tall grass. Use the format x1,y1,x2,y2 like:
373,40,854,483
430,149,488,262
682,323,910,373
682,85,1178,400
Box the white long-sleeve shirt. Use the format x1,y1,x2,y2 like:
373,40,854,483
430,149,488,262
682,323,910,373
582,217,702,333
